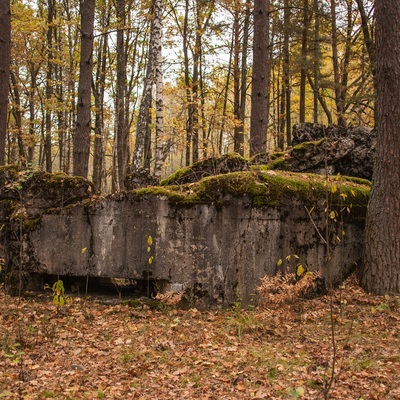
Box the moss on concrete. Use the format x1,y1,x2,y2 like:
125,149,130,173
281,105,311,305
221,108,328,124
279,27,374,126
134,170,370,219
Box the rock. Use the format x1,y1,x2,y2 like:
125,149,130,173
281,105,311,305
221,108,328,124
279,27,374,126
160,153,249,186
285,124,375,180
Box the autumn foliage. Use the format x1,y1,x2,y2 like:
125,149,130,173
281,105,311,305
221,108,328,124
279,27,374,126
1,276,399,399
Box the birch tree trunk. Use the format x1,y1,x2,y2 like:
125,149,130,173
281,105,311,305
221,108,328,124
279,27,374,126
131,44,153,172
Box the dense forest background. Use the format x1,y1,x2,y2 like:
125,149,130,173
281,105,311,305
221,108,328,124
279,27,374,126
0,0,375,193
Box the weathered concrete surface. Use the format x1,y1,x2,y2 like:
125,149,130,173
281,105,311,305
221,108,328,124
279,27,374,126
1,166,369,307
27,175,368,308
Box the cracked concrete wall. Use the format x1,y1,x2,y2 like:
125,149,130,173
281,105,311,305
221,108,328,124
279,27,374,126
28,193,364,308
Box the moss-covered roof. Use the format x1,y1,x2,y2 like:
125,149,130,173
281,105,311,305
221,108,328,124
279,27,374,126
134,170,370,216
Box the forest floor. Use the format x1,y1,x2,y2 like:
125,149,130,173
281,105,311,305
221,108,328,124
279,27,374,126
1,276,400,400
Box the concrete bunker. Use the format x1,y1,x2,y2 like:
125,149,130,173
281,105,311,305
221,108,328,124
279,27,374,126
1,164,370,308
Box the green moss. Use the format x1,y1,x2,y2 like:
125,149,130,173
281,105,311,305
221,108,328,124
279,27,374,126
265,157,289,171
160,153,248,186
133,170,370,216
160,166,193,186
342,175,371,186
270,152,285,160
292,138,326,151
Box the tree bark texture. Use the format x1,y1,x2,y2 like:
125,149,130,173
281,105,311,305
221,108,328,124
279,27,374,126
132,3,158,173
153,0,164,179
362,0,400,293
0,0,10,165
299,0,308,123
73,0,95,178
115,0,128,189
250,0,270,156
45,0,55,173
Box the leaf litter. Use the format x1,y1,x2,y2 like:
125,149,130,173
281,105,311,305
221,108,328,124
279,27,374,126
0,275,399,399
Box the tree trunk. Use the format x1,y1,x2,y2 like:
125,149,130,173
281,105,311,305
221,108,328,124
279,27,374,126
312,0,320,123
355,0,375,78
153,0,164,179
132,5,156,173
233,5,241,154
115,0,128,189
183,0,193,166
233,0,250,156
330,0,345,127
93,26,108,193
45,0,55,173
250,0,270,156
10,70,26,165
283,0,291,145
73,0,95,178
0,0,10,165
299,0,309,123
362,0,400,294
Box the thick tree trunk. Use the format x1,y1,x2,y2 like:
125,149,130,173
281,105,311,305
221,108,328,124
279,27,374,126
250,0,270,156
0,0,10,165
362,0,400,293
74,0,95,178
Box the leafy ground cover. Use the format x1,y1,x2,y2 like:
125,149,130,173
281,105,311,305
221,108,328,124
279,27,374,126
1,277,399,399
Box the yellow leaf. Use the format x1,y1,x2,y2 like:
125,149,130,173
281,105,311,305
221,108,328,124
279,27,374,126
81,247,87,254
277,259,283,266
340,193,348,200
297,264,305,277
147,235,153,246
331,184,337,193
329,210,336,219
